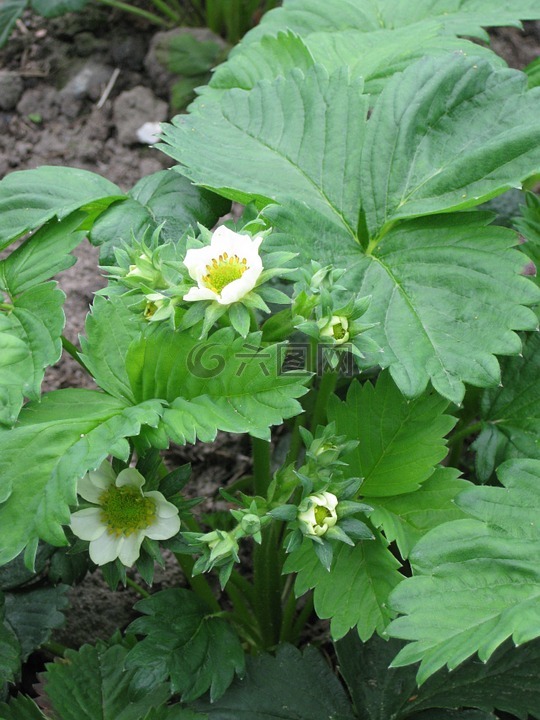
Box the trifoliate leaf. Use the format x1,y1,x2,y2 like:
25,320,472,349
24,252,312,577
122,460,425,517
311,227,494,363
127,327,308,442
0,166,123,251
195,644,355,720
202,23,501,106
387,458,540,684
368,468,469,558
328,374,455,497
361,55,540,238
345,214,540,403
159,65,367,256
284,535,401,641
4,585,69,660
125,589,245,702
475,330,540,480
0,390,164,565
44,642,170,720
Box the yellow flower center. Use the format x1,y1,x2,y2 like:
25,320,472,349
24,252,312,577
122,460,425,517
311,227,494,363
314,505,332,527
99,485,156,537
332,320,347,341
202,252,248,294
144,300,159,319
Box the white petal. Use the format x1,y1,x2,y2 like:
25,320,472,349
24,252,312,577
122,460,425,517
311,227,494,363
144,491,180,518
70,508,106,541
145,513,181,540
117,532,145,566
183,286,219,302
183,246,217,282
78,461,115,501
219,269,260,304
88,531,122,565
211,229,262,262
77,475,106,504
115,468,145,489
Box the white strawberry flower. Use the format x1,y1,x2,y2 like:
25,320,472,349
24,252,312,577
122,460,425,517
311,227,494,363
70,461,180,567
183,226,263,305
297,491,339,538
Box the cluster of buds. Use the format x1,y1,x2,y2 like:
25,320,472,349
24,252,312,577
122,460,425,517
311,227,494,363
269,424,373,570
183,503,271,588
102,224,188,325
292,261,380,369
107,221,298,337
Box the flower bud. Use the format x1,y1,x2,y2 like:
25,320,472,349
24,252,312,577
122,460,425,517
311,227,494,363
320,315,350,344
297,491,339,537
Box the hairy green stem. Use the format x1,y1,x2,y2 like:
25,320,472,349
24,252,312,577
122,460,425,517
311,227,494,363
290,592,314,643
41,640,68,657
126,576,151,598
448,420,484,446
285,413,306,467
253,523,283,649
252,437,271,497
310,371,338,433
94,0,172,26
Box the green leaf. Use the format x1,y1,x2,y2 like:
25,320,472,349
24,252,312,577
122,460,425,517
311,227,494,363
159,65,367,250
475,330,540,479
198,31,315,103
0,546,53,590
387,458,540,683
244,0,540,43
0,390,164,565
337,630,540,720
30,0,89,17
159,33,223,76
79,295,143,404
0,1,26,48
202,24,501,107
0,212,88,296
195,644,355,720
328,374,455,497
525,56,540,89
0,166,124,250
284,535,402,641
144,708,207,720
0,597,21,686
0,282,66,426
125,589,245,702
303,26,504,100
368,468,469,558
89,171,230,264
127,327,308,442
410,711,495,720
0,695,48,720
361,55,540,237
346,213,540,403
44,642,170,720
4,585,68,660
